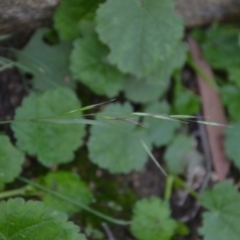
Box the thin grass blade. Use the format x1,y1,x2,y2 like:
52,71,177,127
140,139,167,176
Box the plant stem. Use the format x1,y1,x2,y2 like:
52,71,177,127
0,186,29,199
173,175,199,200
0,63,13,72
140,139,167,177
18,176,131,226
164,175,174,201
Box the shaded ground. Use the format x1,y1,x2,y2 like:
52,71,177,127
0,51,27,137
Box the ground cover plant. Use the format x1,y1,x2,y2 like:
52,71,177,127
0,0,240,239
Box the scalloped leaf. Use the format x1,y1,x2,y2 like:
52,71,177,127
96,0,184,77
221,85,240,121
0,134,25,185
123,75,169,104
43,171,93,215
11,88,85,167
0,198,86,240
200,181,240,240
54,0,103,41
16,29,73,91
124,43,187,103
164,135,193,174
143,102,180,147
225,121,240,170
88,102,149,173
130,197,178,240
70,34,125,97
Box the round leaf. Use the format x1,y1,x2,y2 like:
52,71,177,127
124,76,169,104
71,35,125,97
200,181,240,240
143,102,180,147
43,171,93,215
88,102,149,173
0,134,25,185
0,198,86,240
11,88,85,167
16,29,73,91
123,43,187,103
96,0,184,77
164,135,193,174
130,197,177,240
54,0,103,41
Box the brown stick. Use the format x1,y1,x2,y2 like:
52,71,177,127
188,37,230,181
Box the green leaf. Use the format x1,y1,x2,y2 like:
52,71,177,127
164,135,193,174
130,197,178,240
84,227,104,239
190,28,206,44
173,80,200,115
11,88,85,167
0,198,86,240
200,181,240,240
96,0,184,77
225,121,240,170
70,34,125,97
0,134,25,185
16,29,73,91
43,171,93,215
173,91,200,115
88,102,149,173
143,101,180,147
228,67,240,88
202,25,240,70
123,75,169,104
124,43,187,103
221,85,240,121
54,0,103,41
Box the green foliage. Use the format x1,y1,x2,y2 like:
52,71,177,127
11,88,85,167
225,121,240,170
4,0,238,238
54,0,103,41
124,43,187,103
228,67,240,88
173,79,200,115
221,85,240,121
164,135,193,174
96,0,184,77
143,101,180,147
0,198,86,239
17,29,73,91
0,134,24,186
123,75,169,104
173,90,200,115
190,28,206,43
200,181,240,240
70,34,125,97
42,171,93,215
84,227,104,239
130,197,179,240
88,102,149,173
201,25,240,70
